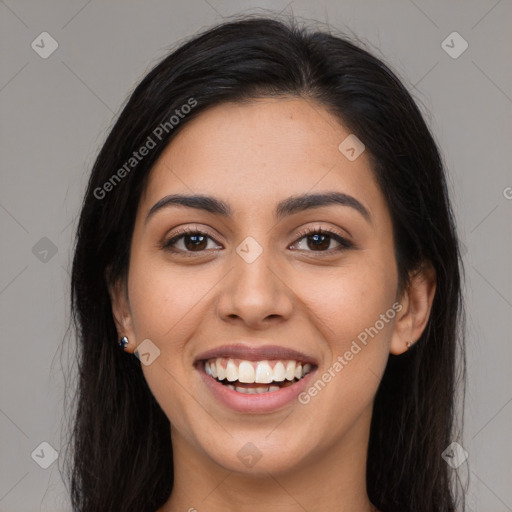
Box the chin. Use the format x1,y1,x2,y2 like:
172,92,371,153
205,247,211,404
198,431,313,476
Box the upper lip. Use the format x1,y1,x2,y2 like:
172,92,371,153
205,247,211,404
195,343,318,365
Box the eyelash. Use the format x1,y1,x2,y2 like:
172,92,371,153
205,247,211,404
162,225,352,256
292,226,353,253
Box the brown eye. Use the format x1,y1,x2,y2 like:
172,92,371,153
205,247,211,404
163,229,222,254
291,227,352,253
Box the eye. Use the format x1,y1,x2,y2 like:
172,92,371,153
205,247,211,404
162,227,222,255
290,226,352,253
162,225,352,256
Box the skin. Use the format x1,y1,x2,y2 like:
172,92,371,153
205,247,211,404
109,97,436,512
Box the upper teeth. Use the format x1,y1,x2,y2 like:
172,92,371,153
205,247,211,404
204,358,312,383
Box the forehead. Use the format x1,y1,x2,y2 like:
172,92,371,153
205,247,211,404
139,97,384,223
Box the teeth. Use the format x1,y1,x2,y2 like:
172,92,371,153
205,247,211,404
272,361,286,381
285,361,296,381
216,360,226,381
255,361,273,383
238,361,255,383
205,358,314,384
226,360,238,382
232,385,281,394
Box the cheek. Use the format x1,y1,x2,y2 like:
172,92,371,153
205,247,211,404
126,259,212,433
295,261,397,427
293,258,397,350
127,255,218,341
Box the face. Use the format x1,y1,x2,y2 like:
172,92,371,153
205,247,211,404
113,97,406,477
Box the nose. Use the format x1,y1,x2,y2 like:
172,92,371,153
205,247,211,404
216,243,294,330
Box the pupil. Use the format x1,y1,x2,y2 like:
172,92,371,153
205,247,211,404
185,234,207,251
308,233,329,251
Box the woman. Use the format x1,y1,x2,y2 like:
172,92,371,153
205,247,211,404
67,15,466,512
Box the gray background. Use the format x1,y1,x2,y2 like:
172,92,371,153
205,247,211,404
1,1,511,511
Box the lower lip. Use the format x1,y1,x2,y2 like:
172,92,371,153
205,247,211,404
197,364,316,413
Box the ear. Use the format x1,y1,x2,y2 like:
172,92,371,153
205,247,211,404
106,269,136,354
390,261,436,355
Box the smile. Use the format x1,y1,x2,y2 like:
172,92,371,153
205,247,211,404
204,358,313,394
195,343,318,412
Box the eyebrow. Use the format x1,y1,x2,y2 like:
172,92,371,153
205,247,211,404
145,191,371,225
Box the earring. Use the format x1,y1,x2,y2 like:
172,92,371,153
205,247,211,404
406,341,413,350
119,336,129,350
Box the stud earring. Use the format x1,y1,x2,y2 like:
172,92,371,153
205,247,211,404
406,341,413,350
119,336,129,350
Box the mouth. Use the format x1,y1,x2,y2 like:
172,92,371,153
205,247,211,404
195,344,318,412
204,358,313,394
